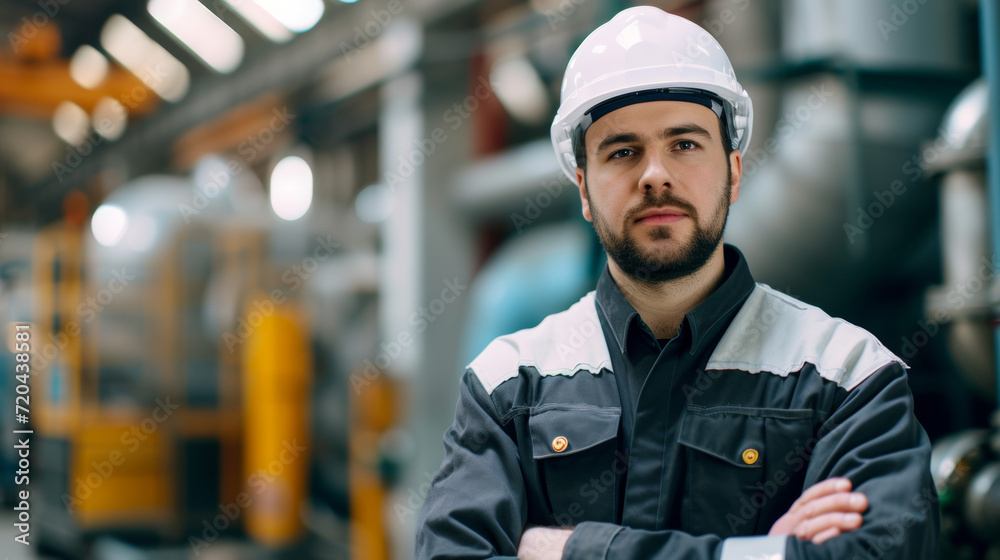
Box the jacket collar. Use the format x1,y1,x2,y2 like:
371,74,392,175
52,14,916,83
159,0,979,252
595,243,756,357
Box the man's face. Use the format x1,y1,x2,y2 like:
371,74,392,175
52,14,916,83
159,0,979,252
574,100,742,283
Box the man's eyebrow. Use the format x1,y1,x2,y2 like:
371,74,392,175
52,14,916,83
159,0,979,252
595,124,715,153
660,124,713,140
596,132,640,153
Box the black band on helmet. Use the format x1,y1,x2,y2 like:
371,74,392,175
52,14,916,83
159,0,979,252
576,87,739,150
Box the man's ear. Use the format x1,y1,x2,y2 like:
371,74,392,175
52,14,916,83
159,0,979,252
575,167,593,222
729,150,743,204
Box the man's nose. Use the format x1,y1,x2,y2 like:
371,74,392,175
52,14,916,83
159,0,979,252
637,149,675,192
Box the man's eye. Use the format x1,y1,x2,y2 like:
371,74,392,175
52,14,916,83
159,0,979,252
676,140,699,151
610,148,635,159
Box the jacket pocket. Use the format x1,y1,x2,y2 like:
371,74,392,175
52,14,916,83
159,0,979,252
678,405,817,538
528,405,623,525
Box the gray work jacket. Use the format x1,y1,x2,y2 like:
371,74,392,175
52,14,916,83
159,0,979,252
415,243,938,560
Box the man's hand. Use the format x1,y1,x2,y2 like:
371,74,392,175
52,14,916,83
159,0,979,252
769,477,868,544
517,526,573,560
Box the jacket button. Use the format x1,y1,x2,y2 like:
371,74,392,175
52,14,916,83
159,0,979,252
552,436,568,452
742,448,759,464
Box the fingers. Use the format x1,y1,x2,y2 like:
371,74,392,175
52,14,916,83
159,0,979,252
797,491,868,519
794,511,863,542
790,477,852,512
811,527,842,545
769,477,869,543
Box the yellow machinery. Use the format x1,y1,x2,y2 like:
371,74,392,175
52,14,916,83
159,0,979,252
242,301,311,546
239,279,401,558
349,365,399,560
33,217,271,552
32,222,180,549
31,188,398,557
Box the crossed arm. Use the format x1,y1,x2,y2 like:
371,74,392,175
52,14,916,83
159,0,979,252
518,476,868,559
415,362,939,560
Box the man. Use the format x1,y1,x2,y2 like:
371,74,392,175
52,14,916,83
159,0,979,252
415,6,939,560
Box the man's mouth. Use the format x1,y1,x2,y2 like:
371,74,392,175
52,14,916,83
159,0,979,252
635,208,687,224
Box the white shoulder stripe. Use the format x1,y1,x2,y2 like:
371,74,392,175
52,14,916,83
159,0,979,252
706,283,907,390
467,291,612,395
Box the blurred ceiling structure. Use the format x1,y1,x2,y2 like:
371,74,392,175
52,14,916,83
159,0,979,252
0,0,442,223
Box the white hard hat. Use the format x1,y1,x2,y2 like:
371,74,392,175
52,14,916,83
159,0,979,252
550,6,753,183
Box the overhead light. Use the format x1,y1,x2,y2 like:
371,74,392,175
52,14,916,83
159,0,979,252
92,97,128,141
100,14,190,101
91,204,129,247
148,0,244,73
69,45,109,89
270,156,313,221
253,0,325,33
220,0,293,43
52,101,90,145
490,55,549,125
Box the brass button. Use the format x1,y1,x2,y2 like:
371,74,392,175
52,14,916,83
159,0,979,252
742,448,759,465
552,436,568,452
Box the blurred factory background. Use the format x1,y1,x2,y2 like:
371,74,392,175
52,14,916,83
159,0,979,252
0,0,998,558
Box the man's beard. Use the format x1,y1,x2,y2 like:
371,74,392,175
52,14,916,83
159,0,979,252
586,172,731,285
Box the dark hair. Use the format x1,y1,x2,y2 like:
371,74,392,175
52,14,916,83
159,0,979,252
570,108,735,174
572,126,588,173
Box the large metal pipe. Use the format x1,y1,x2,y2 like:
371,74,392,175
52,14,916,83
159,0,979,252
724,0,968,314
980,0,1000,408
925,79,994,401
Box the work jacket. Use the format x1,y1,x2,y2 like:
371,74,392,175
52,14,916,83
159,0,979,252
415,243,939,560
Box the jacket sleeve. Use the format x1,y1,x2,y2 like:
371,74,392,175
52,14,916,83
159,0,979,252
784,361,939,560
560,362,939,560
414,369,526,560
562,517,784,559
